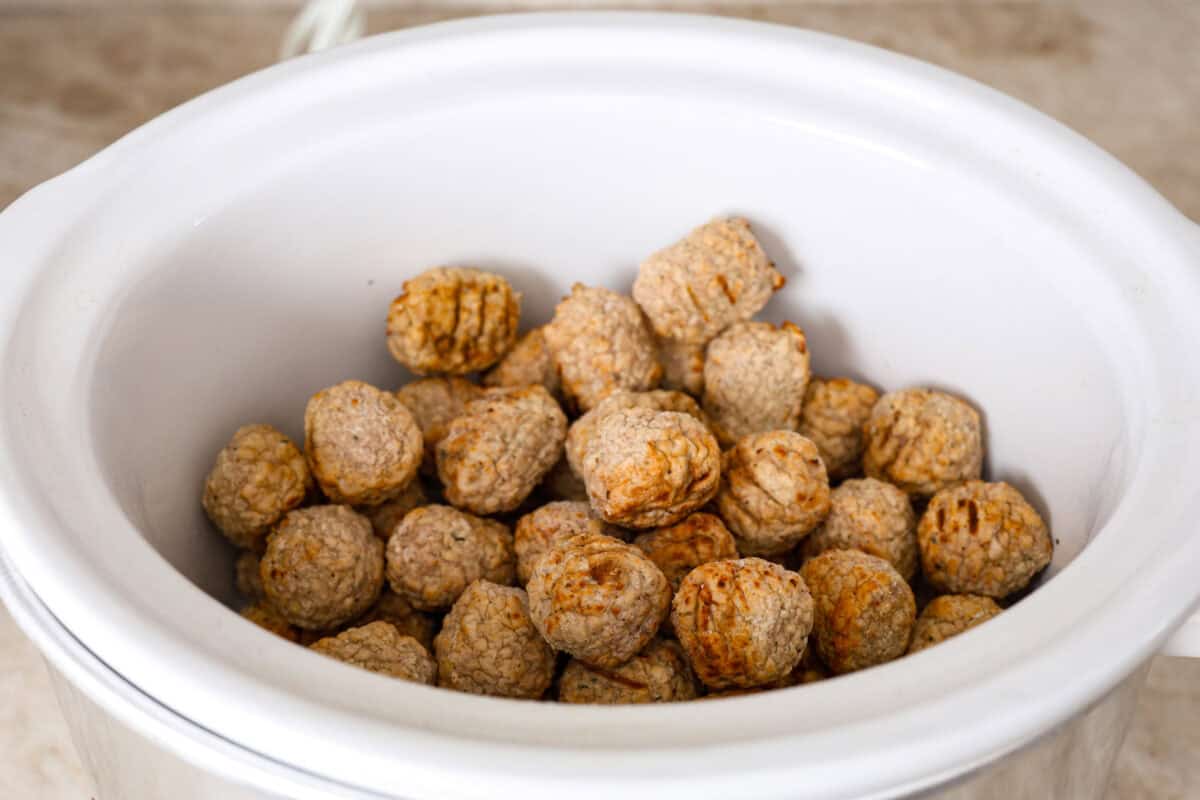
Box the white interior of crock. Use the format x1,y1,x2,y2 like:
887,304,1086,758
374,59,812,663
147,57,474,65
88,92,1136,607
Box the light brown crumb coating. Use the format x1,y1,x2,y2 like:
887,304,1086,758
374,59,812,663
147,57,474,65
581,408,721,529
395,377,482,473
918,481,1052,598
907,594,1002,654
514,501,615,585
543,284,662,412
310,621,436,684
671,558,814,689
801,550,915,675
558,639,699,704
260,505,384,631
862,388,983,498
386,505,515,611
633,513,738,591
386,267,520,375
798,378,880,481
715,430,831,556
702,321,811,446
304,380,423,506
434,581,555,699
203,424,311,550
482,327,561,398
436,385,567,515
801,478,917,582
527,532,671,668
565,390,708,476
633,218,784,346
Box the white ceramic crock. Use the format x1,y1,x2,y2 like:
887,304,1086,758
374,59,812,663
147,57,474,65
2,13,1200,800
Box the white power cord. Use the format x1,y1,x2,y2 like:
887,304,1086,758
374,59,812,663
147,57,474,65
279,0,368,60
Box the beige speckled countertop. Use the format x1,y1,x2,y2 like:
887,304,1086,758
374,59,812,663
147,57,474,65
1,2,1198,798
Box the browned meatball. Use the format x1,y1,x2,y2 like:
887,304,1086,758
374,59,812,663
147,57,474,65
580,408,720,529
558,639,699,704
260,505,384,630
654,336,706,397
395,377,482,473
354,589,438,651
565,389,708,476
801,550,915,675
526,532,671,668
798,378,880,481
918,481,1052,598
633,513,738,591
386,505,515,611
434,581,555,699
862,388,983,498
907,594,1003,654
437,386,567,515
671,558,814,689
514,501,613,585
310,621,436,684
203,424,311,550
482,327,561,398
359,480,428,540
801,478,918,582
234,551,265,601
386,267,520,375
702,321,811,446
304,380,423,506
715,431,831,556
240,602,299,642
633,217,785,345
542,284,662,412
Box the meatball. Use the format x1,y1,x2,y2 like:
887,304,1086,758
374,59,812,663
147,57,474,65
580,408,720,529
395,376,482,472
202,424,311,550
434,581,555,699
542,284,662,412
310,621,436,684
715,431,831,556
240,602,299,642
801,478,918,582
482,327,560,398
526,532,671,668
234,550,265,601
702,321,811,446
908,594,1003,654
801,549,915,675
304,380,423,506
386,505,515,611
862,388,983,498
514,501,613,585
437,385,567,515
260,505,384,630
633,217,785,345
558,639,699,704
565,389,708,476
359,479,428,540
798,378,880,481
354,589,438,650
918,481,1052,598
633,513,738,591
386,266,520,375
654,336,705,397
671,558,814,689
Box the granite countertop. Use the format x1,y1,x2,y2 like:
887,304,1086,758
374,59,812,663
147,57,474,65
1,1,1197,798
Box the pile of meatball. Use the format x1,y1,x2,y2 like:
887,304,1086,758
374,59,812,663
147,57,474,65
203,217,1053,702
